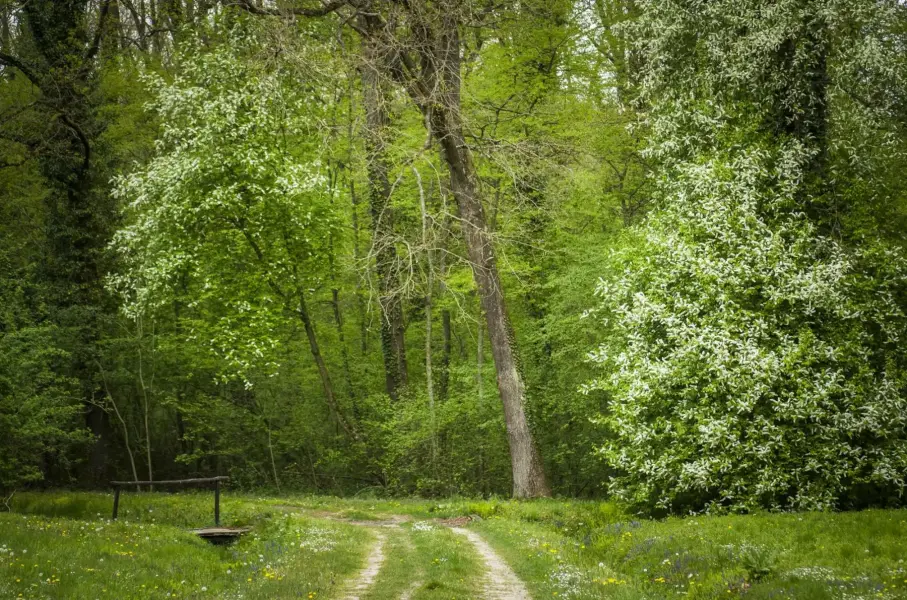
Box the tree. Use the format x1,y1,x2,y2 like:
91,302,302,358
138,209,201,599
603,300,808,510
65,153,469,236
233,0,551,498
111,27,358,442
588,0,907,512
0,0,120,481
382,0,551,498
358,19,409,400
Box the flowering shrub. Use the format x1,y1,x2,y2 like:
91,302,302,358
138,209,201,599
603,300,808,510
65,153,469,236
587,143,907,512
110,26,337,383
586,0,907,514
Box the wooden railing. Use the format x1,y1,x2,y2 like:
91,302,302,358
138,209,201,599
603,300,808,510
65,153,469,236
110,476,230,525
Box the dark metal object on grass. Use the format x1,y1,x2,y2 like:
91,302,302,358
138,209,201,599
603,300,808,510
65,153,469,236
191,526,253,545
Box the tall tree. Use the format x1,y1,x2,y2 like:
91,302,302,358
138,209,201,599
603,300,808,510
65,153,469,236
359,19,409,400
232,0,551,497
380,0,551,497
1,0,116,481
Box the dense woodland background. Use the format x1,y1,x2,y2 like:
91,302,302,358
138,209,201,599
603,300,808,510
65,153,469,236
1,0,906,514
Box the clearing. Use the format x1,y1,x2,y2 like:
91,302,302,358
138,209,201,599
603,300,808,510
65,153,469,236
1,492,905,599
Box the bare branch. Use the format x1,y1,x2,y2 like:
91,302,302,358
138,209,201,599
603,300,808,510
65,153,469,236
59,112,91,173
229,0,348,18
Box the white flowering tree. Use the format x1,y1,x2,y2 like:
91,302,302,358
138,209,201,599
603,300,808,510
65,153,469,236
110,27,356,436
588,0,907,512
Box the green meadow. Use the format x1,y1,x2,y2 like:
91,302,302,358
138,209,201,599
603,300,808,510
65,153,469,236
2,492,905,599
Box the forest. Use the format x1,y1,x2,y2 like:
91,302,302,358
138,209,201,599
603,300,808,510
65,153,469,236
4,2,907,599
2,0,907,517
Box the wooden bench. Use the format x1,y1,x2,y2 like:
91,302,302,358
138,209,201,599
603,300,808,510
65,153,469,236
110,476,248,542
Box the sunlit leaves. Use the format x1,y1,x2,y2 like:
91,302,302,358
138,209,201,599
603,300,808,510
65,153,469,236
110,25,339,382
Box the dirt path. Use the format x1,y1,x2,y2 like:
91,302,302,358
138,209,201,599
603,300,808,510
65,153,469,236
452,528,531,600
398,579,422,600
299,511,528,599
340,529,387,600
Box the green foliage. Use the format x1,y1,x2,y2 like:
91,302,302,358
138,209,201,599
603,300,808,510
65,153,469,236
374,376,511,497
589,146,907,511
589,0,907,512
111,26,339,370
0,180,89,489
3,0,906,509
0,326,88,489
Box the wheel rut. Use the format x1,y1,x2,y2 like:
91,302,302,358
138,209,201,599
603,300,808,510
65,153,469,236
340,529,387,600
306,511,530,600
452,527,531,600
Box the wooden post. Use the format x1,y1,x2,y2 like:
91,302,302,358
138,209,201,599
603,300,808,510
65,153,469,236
214,479,220,526
112,487,120,520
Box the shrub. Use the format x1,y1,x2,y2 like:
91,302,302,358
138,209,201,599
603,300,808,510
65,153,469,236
586,145,907,512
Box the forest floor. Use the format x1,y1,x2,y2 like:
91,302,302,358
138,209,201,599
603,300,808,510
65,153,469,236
1,492,906,600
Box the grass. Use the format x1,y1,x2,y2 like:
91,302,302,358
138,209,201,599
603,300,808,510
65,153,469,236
256,493,623,524
474,508,907,600
0,511,370,600
8,489,268,527
361,521,483,600
2,491,907,599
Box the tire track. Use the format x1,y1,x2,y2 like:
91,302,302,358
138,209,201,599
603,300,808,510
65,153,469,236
452,527,531,600
340,529,387,600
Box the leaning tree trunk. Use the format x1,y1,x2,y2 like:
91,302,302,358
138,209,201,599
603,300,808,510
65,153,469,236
422,11,550,499
437,123,550,498
360,26,408,400
297,293,357,440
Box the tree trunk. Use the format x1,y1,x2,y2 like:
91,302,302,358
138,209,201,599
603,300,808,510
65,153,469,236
440,308,451,400
360,24,408,400
136,317,154,491
105,0,122,53
423,12,550,499
346,75,369,356
413,166,438,470
266,419,280,491
296,293,357,440
350,180,369,355
438,177,452,401
331,287,357,404
0,6,9,50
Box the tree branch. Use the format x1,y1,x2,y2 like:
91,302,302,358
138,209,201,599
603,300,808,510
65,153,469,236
86,0,113,61
0,158,29,170
229,0,348,17
0,52,43,90
59,112,91,173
